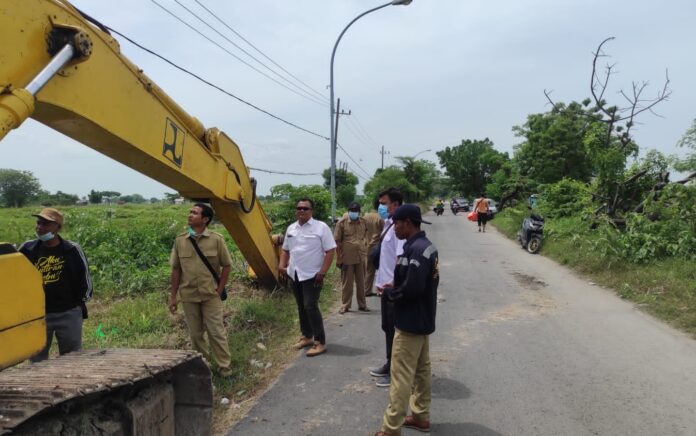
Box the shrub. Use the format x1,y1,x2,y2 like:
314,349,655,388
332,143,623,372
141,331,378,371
538,178,592,218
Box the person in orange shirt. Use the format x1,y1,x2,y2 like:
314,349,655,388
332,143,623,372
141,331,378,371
473,193,490,232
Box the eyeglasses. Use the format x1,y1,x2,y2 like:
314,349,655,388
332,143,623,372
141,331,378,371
296,207,311,211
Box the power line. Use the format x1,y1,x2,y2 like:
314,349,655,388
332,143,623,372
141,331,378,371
343,117,380,152
194,0,328,103
351,113,382,149
249,167,321,176
336,141,372,179
149,0,327,108
172,0,328,107
106,26,330,140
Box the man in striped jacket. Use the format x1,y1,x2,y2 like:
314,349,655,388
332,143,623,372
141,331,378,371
20,208,92,362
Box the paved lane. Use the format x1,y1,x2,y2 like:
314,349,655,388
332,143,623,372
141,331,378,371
231,210,696,435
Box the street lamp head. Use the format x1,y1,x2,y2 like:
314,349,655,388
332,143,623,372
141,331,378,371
391,0,413,5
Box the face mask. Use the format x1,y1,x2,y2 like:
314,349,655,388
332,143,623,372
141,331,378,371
378,204,389,219
348,211,359,221
187,226,198,237
37,232,54,242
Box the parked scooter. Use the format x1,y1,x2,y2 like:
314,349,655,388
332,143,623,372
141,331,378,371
517,214,545,253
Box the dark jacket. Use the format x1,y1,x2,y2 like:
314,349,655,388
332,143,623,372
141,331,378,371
19,237,93,314
386,231,439,335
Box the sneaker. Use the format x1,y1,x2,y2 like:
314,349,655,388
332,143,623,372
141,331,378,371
293,336,314,350
403,415,431,432
358,307,370,312
306,341,327,357
369,363,389,377
375,375,391,387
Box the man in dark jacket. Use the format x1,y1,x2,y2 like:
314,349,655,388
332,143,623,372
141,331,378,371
375,204,439,436
20,208,92,362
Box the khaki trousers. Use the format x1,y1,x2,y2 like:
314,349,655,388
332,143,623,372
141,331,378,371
341,262,366,310
381,329,431,434
364,245,377,294
182,298,231,370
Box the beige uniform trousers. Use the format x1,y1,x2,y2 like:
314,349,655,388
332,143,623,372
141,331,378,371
182,298,231,371
364,244,378,294
341,262,366,310
381,329,431,434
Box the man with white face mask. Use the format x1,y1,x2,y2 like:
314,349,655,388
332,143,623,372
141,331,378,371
334,201,368,314
19,208,92,362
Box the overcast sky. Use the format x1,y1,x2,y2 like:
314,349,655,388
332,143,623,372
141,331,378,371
3,0,695,198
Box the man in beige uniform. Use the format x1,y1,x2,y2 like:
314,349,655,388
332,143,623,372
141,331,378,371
169,203,233,377
362,205,384,297
335,202,369,313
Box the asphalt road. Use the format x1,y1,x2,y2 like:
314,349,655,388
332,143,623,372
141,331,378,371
230,210,696,436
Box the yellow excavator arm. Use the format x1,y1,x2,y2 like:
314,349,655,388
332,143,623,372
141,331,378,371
0,0,281,283
0,0,282,369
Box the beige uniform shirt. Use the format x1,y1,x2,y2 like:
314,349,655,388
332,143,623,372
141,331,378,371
334,216,368,265
170,229,233,302
363,212,385,250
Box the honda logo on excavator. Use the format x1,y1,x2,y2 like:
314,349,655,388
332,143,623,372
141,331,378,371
162,118,185,167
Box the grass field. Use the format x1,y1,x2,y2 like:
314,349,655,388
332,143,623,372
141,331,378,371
492,206,696,337
2,203,341,432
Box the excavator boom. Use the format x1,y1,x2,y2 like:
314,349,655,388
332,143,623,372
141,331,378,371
0,0,280,287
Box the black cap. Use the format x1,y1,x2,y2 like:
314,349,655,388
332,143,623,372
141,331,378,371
348,202,361,211
392,204,431,225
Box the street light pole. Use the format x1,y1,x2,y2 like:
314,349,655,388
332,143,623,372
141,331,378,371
329,0,413,223
412,148,432,159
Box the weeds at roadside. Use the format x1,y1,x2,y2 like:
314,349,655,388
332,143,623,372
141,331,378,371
492,207,696,337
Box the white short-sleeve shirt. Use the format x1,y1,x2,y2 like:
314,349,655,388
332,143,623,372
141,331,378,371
375,217,405,288
282,218,337,281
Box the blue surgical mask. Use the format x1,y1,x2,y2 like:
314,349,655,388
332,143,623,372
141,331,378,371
348,211,359,221
187,226,198,237
37,232,54,242
378,204,389,219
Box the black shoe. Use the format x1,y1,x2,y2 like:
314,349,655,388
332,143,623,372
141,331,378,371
369,363,389,377
375,374,391,387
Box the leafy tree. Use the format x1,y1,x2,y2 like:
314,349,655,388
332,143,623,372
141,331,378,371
88,190,122,204
37,190,80,206
120,193,146,203
363,166,418,203
0,169,41,207
675,118,696,172
321,168,359,208
513,101,597,184
395,157,440,201
267,184,332,231
270,183,293,199
163,192,181,204
436,138,509,197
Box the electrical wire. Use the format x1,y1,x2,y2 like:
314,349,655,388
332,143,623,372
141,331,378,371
351,113,382,149
194,0,328,103
336,141,372,179
105,26,330,141
249,167,321,176
172,0,328,107
149,0,327,108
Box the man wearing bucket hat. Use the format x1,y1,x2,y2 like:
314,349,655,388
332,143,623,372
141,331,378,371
374,204,439,436
19,208,93,362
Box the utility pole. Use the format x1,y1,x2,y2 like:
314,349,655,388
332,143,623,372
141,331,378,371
333,98,352,151
380,145,390,169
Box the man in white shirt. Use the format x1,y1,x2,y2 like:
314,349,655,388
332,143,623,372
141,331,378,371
369,188,404,387
279,198,336,357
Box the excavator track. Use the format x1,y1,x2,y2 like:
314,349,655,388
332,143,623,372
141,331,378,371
0,349,213,435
